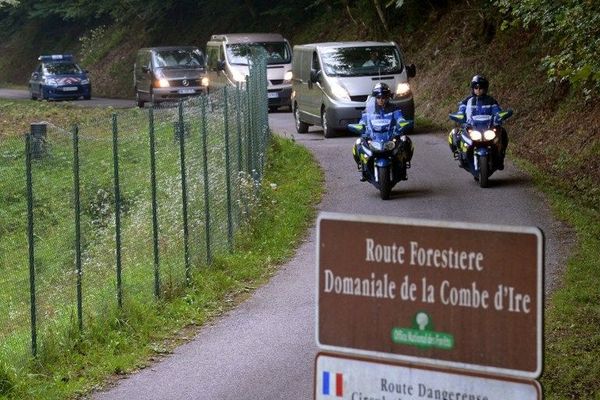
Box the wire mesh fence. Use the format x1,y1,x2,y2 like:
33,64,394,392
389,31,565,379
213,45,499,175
0,55,270,370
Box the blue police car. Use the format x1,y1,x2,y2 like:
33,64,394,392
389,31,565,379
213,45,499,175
29,54,92,101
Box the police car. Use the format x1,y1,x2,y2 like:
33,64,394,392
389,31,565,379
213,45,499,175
29,54,92,101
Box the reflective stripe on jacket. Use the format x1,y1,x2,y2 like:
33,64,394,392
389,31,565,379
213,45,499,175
457,94,501,123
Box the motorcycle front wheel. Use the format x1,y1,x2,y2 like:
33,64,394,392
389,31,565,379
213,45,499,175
377,165,392,200
478,154,489,188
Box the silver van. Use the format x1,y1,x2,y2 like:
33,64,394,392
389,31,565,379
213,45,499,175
291,41,416,137
134,46,209,107
206,33,293,111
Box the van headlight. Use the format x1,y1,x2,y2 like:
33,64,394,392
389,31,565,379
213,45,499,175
329,81,350,101
155,78,170,88
232,70,247,83
284,71,293,83
201,77,209,87
395,82,411,97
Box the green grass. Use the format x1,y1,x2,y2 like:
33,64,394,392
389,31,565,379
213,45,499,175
0,96,323,399
514,158,600,399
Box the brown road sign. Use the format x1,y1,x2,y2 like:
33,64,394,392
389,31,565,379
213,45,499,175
316,212,543,379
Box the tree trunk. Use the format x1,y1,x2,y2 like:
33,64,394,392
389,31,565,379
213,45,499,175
372,0,390,35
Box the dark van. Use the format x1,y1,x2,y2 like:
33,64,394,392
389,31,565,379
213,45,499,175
134,46,209,107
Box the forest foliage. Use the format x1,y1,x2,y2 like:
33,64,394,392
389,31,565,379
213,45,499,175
0,0,598,95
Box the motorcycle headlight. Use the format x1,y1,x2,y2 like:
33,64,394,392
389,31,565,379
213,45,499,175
470,130,483,141
484,130,496,140
370,141,383,151
395,82,411,97
329,81,350,101
370,140,395,151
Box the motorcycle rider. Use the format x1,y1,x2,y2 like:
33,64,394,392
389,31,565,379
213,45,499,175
353,82,414,180
448,75,509,169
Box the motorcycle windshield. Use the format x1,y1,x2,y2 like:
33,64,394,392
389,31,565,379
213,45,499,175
471,114,493,131
365,113,395,141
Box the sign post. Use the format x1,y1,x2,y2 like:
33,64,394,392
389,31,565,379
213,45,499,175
316,212,543,379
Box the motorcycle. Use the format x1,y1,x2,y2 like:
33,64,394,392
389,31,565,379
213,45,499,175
349,108,413,200
448,109,513,188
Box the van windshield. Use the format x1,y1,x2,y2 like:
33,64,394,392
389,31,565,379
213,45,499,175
154,49,205,69
225,42,291,66
320,46,403,77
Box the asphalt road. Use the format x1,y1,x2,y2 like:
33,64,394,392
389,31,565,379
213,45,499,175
89,110,572,399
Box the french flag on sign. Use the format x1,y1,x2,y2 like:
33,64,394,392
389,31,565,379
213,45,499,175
322,371,344,397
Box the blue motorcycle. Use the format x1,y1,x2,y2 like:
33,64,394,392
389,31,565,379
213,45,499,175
349,111,413,200
449,109,512,188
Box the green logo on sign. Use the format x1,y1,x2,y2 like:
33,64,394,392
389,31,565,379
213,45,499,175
391,312,454,350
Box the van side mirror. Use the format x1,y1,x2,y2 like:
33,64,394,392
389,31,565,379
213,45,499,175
217,60,226,71
310,69,321,83
406,64,416,78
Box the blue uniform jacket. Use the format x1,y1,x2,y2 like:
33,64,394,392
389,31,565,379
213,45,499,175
457,94,501,124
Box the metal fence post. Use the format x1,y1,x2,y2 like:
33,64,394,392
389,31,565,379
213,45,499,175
178,101,191,284
72,125,83,331
246,75,254,176
25,132,37,357
223,87,234,251
200,96,212,265
30,123,47,159
148,107,160,297
112,114,123,308
236,82,243,172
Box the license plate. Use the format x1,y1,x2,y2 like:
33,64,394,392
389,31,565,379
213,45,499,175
62,87,78,91
267,92,279,98
178,89,195,94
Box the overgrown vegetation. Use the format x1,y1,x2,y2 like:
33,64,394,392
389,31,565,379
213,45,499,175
494,0,600,98
0,98,323,399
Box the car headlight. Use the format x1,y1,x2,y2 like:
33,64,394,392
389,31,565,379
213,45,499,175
329,81,350,101
470,130,483,141
284,71,293,82
44,78,59,86
395,82,411,97
81,79,90,85
201,77,209,87
483,130,496,140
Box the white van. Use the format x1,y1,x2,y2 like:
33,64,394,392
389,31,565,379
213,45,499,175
291,41,416,137
205,33,293,111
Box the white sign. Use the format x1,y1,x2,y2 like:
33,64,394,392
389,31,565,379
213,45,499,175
315,353,541,400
